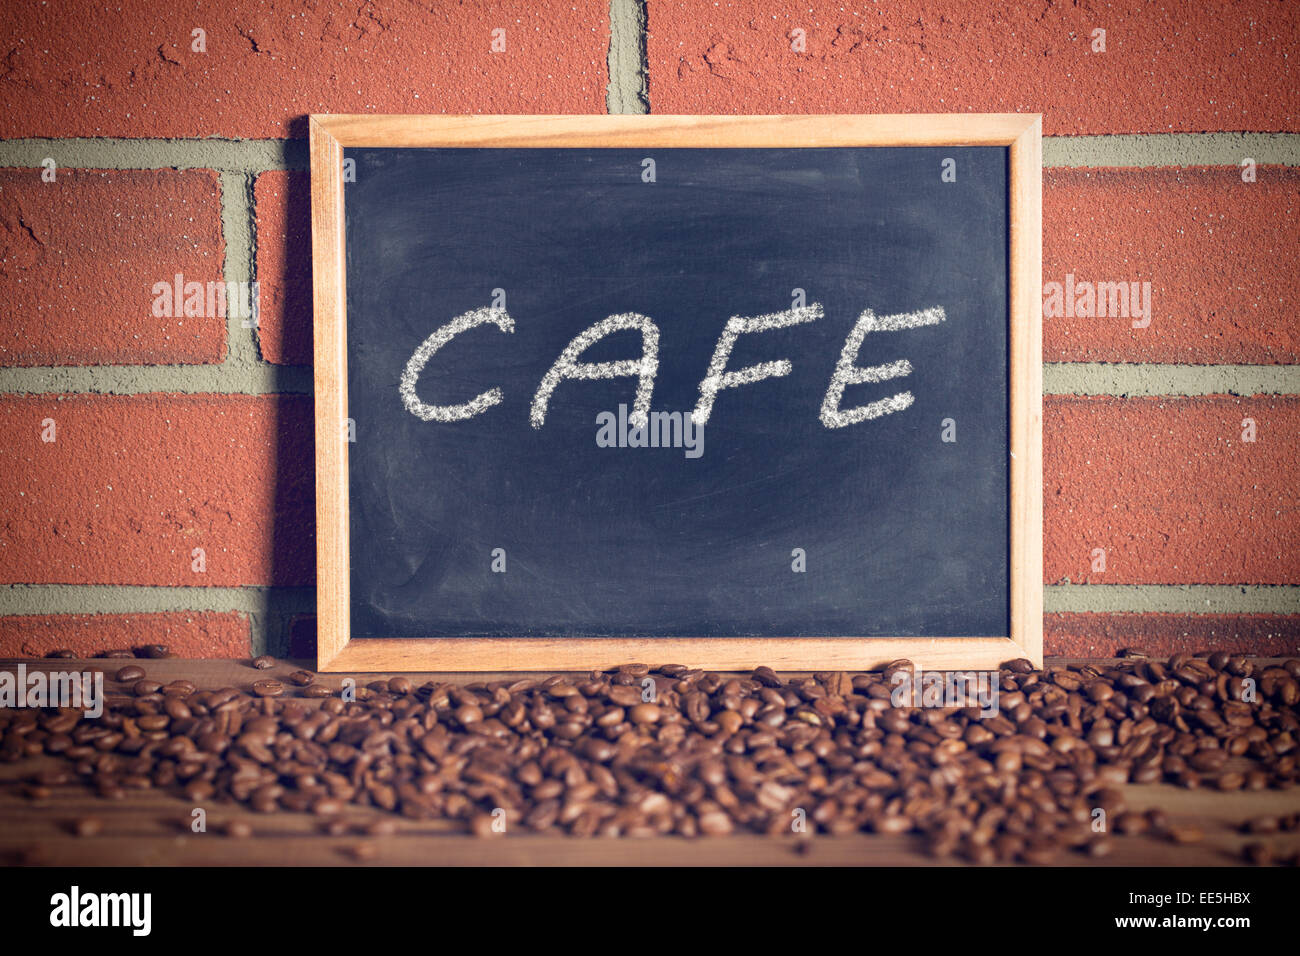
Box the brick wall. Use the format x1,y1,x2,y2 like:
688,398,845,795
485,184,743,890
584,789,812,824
1,0,1296,658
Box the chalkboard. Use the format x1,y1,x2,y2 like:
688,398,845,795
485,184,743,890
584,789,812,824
310,115,1042,672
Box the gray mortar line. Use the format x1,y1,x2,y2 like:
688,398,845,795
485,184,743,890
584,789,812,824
249,614,271,656
0,584,316,615
1,135,1296,172
0,138,307,172
219,170,261,366
1043,364,1300,396
1046,585,1300,615
0,364,312,394
0,364,1293,397
607,0,650,115
2,584,1295,618
1043,133,1300,168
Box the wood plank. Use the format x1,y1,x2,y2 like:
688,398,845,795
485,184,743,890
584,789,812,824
321,636,1030,673
313,113,1040,149
310,117,351,671
4,828,1292,868
1009,116,1044,668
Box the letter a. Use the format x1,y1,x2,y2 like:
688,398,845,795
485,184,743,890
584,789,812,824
531,314,659,429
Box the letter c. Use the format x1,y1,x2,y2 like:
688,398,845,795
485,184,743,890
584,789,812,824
400,307,514,421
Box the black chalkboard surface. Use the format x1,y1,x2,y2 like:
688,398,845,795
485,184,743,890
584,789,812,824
342,144,1009,642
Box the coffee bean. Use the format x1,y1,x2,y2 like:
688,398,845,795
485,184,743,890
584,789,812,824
1051,670,1083,691
1243,843,1272,865
251,656,276,670
454,703,483,725
303,684,335,698
1216,772,1246,791
114,665,145,682
1144,808,1169,830
71,817,103,837
1165,826,1204,844
715,710,743,735
251,680,284,698
387,676,411,695
285,669,315,687
1243,815,1279,834
1022,839,1062,865
629,703,661,724
697,811,733,836
1115,812,1148,835
1086,837,1113,858
1189,750,1227,773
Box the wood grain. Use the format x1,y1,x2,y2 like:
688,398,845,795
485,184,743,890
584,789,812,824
312,113,1040,148
310,118,351,671
1009,117,1045,668
320,636,1030,673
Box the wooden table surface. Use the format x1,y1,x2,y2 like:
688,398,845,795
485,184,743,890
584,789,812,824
2,658,1297,867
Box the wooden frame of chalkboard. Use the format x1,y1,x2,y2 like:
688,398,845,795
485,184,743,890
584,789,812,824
310,114,1042,672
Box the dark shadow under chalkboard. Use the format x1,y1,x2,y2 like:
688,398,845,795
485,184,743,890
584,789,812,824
341,145,1009,641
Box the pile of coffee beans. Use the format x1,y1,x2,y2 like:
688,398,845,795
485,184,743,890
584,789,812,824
43,644,171,660
3,652,1298,863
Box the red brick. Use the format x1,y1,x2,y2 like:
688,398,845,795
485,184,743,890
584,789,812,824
254,171,310,365
647,1,1299,134
0,169,226,366
0,612,250,658
0,395,313,586
1045,396,1300,585
1046,613,1300,658
0,0,608,139
1045,167,1300,364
